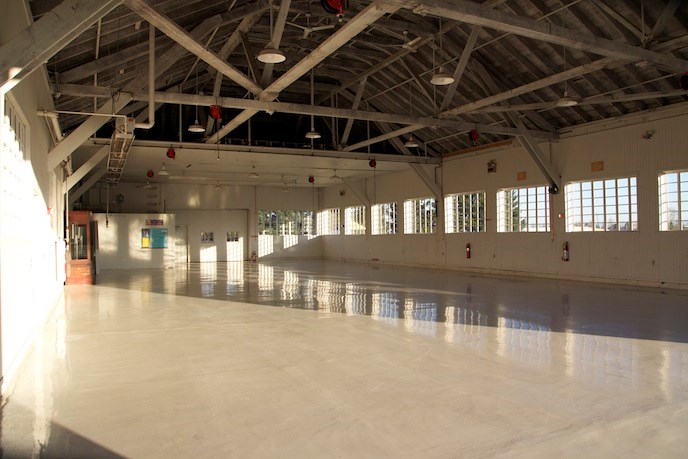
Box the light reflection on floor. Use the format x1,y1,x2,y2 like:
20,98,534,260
2,260,687,457
98,260,688,343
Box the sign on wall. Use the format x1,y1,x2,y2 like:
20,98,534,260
146,219,164,226
142,228,168,248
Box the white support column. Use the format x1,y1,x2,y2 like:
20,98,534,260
69,168,107,205
66,146,109,190
340,77,367,147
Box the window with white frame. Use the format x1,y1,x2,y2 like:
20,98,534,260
445,191,486,233
565,177,637,232
404,197,437,234
371,202,397,235
659,171,688,231
497,186,550,232
344,206,366,235
317,208,340,235
4,95,29,161
258,210,314,235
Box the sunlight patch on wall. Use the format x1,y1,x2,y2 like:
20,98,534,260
283,234,298,249
258,234,274,257
200,245,217,263
227,237,244,261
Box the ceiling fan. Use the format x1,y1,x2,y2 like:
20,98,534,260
286,14,335,40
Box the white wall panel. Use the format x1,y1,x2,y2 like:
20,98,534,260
322,110,688,288
92,213,176,269
174,209,248,262
0,0,66,392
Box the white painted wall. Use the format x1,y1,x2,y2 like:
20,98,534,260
84,182,323,260
0,1,66,392
93,213,176,269
322,107,688,289
174,209,248,262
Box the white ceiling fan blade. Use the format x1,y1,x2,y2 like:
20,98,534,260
311,25,336,32
285,21,308,31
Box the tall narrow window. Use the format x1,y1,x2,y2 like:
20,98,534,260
371,202,398,235
317,208,340,235
497,186,550,232
404,197,437,234
565,177,638,232
344,206,366,235
659,171,688,231
445,191,486,233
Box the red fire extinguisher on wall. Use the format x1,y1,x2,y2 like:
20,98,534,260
466,243,471,259
562,241,569,262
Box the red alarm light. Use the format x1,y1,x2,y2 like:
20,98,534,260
209,105,222,120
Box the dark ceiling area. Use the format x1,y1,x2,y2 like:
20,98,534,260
32,0,688,160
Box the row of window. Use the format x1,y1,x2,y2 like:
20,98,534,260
258,171,688,236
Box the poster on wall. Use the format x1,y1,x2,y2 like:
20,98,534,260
201,232,214,243
142,228,168,248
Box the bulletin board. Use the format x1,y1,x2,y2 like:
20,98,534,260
142,228,168,249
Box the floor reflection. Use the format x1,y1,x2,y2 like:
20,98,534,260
98,260,688,344
3,260,688,457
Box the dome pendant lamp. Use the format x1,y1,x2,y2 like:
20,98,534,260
257,0,286,64
430,19,454,86
305,69,321,140
188,64,205,133
555,15,578,108
404,81,419,148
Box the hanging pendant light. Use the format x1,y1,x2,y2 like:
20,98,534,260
405,135,419,148
158,163,170,176
330,169,340,180
188,63,205,133
556,89,578,107
556,14,578,108
248,166,259,178
257,0,286,64
305,68,321,139
404,81,419,148
430,19,454,86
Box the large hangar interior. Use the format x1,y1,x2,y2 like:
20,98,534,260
1,0,688,456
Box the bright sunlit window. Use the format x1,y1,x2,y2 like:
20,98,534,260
445,191,485,233
317,208,340,235
658,171,688,231
371,202,397,235
497,186,550,232
344,206,366,235
258,210,314,235
565,177,638,232
403,197,437,234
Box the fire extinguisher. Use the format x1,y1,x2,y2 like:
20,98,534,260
466,243,471,259
562,241,569,261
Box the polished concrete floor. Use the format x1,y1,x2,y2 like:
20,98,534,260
2,260,688,458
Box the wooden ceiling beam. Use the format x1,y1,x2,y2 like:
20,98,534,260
388,0,688,73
